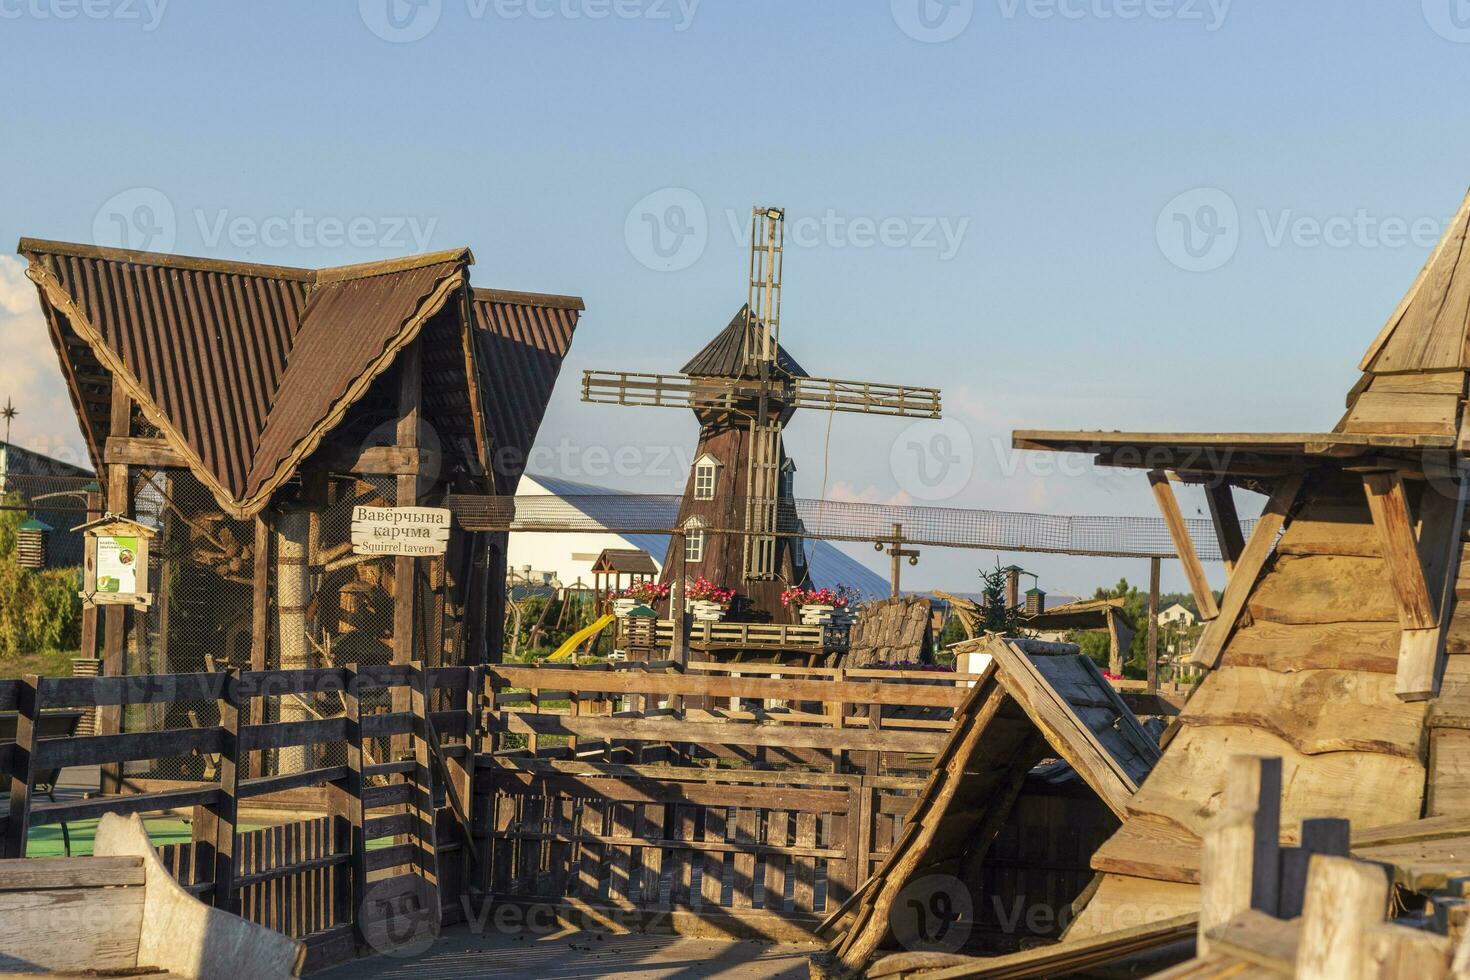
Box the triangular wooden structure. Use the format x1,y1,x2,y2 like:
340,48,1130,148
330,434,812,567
1008,183,1470,949
817,637,1160,974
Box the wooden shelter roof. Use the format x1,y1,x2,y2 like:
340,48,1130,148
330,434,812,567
590,548,658,575
823,638,1160,972
1022,596,1132,632
18,238,583,517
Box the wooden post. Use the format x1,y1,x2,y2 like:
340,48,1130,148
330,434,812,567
1280,817,1351,919
1147,557,1160,695
393,342,423,752
197,668,240,912
1198,755,1281,953
890,523,903,598
670,531,687,666
409,662,442,926
328,663,367,942
1148,471,1220,620
78,485,101,730
100,387,132,795
250,517,269,673
1205,481,1246,577
1298,855,1391,980
273,507,312,774
1,675,38,858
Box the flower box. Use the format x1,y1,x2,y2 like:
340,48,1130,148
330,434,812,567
612,597,641,618
688,599,728,622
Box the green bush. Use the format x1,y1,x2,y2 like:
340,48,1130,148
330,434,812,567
0,494,82,656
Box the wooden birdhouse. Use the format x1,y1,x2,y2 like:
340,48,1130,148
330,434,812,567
15,518,50,570
1025,587,1047,617
72,514,157,609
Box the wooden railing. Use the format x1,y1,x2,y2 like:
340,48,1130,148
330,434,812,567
0,660,986,953
477,662,984,938
0,664,478,970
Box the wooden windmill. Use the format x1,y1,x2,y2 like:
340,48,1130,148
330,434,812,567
583,206,943,618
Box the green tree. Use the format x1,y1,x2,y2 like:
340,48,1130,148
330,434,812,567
0,493,82,657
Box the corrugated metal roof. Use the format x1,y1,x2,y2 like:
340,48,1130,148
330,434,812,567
246,254,470,499
471,289,583,493
680,305,807,380
20,238,584,517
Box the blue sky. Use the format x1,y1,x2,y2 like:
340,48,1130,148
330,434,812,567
3,1,1470,597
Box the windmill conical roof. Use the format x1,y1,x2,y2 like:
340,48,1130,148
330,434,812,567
680,305,808,380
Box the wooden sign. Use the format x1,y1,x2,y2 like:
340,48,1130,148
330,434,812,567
351,506,452,557
74,514,156,608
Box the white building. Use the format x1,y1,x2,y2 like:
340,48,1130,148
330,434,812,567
1157,602,1197,628
505,474,891,598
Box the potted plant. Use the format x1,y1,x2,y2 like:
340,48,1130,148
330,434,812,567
686,577,736,622
612,581,669,618
782,585,858,626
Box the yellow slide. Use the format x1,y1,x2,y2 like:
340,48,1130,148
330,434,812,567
547,613,617,661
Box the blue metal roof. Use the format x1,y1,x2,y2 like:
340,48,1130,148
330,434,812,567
524,473,891,598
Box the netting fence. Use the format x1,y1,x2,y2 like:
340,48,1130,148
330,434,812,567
447,493,1253,560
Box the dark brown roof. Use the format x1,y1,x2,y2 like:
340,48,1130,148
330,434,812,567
19,238,583,517
471,288,584,494
591,548,658,575
680,305,807,380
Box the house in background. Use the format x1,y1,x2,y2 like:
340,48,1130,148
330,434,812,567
1156,602,1197,628
1,440,93,566
506,473,891,598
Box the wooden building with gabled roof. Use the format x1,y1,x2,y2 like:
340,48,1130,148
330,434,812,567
1004,185,1470,945
18,237,582,784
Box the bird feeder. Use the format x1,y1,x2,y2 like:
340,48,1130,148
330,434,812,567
15,518,51,570
72,514,156,608
1025,587,1047,617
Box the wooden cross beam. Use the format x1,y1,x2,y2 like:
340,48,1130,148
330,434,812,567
1361,469,1467,701
1205,482,1246,576
1148,471,1220,621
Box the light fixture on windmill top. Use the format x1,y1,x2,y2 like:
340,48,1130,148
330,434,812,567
582,205,943,619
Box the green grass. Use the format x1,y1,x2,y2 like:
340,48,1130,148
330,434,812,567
0,647,80,679
26,816,212,858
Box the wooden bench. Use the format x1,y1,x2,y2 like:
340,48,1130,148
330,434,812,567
0,812,304,977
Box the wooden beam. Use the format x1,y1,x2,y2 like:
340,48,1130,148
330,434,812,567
1192,472,1306,669
1147,557,1160,695
1363,471,1437,630
393,341,422,745
1297,855,1390,980
1205,483,1246,576
103,436,187,469
1148,471,1220,620
100,387,131,796
1395,473,1467,701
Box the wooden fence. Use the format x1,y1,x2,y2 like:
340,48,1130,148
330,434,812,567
476,661,984,939
0,660,987,960
0,663,478,970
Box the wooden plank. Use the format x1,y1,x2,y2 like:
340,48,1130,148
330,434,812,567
1205,483,1246,575
486,665,969,709
206,669,240,913
1,675,37,858
1150,471,1220,619
0,856,144,889
1363,471,1437,630
1297,855,1391,980
0,886,144,972
1193,472,1306,668
491,712,947,755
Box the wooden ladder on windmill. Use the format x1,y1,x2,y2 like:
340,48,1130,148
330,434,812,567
744,206,784,581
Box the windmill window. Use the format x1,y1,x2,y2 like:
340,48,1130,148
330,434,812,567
684,521,706,563
694,458,719,500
